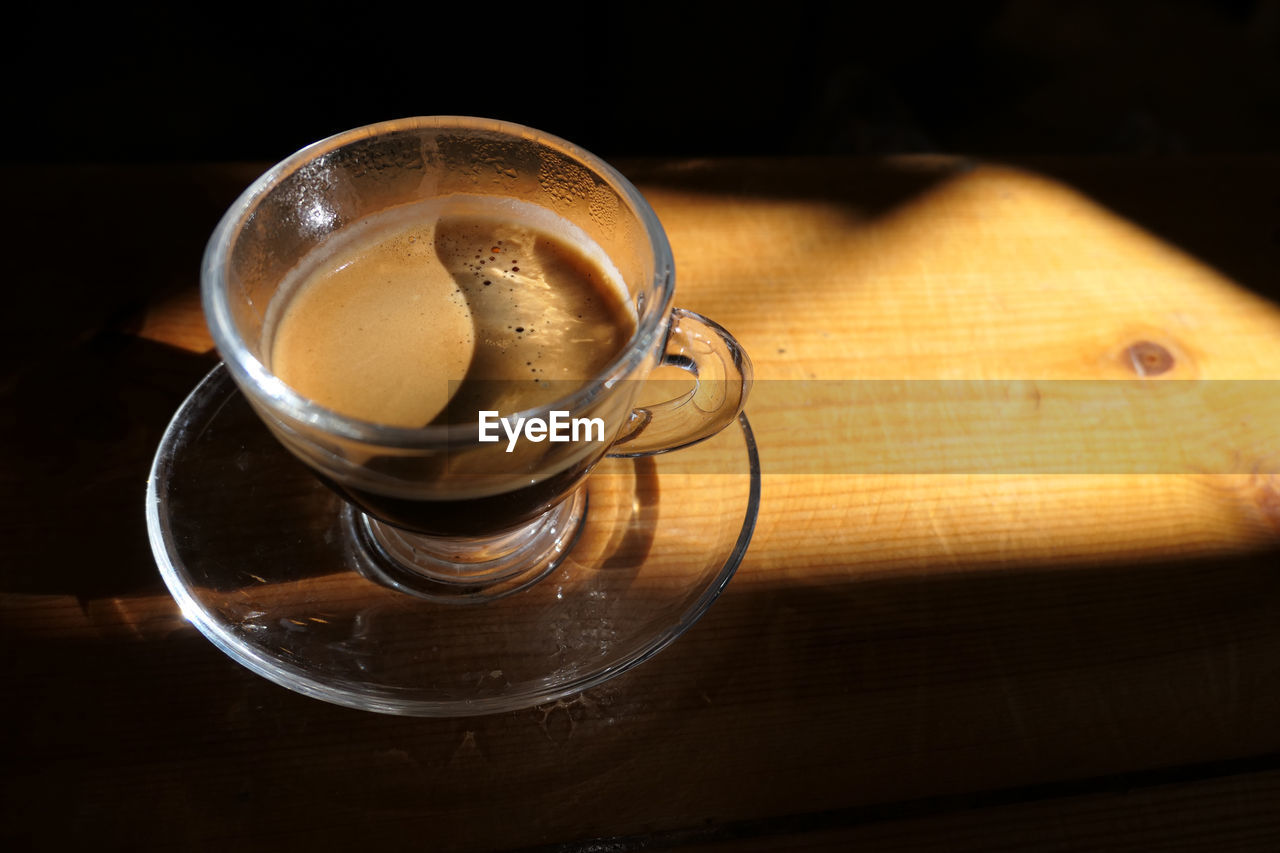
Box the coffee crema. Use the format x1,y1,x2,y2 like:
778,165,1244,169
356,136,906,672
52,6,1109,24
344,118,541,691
267,196,636,428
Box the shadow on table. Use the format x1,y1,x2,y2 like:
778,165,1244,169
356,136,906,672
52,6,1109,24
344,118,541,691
2,541,1278,850
0,333,219,598
1027,156,1280,306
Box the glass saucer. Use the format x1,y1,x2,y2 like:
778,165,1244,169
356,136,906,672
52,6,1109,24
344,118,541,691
146,364,760,716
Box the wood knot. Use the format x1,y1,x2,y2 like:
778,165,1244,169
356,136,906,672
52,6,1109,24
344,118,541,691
1125,340,1175,376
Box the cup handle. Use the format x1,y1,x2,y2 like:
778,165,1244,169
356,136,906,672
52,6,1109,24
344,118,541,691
608,307,753,457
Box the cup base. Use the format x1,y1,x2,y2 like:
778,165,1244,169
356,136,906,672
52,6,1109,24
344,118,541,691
350,489,587,603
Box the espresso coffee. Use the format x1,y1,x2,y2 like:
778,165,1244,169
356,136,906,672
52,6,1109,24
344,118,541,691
265,195,637,535
269,196,635,428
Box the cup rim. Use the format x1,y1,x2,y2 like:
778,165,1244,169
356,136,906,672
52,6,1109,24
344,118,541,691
201,116,676,449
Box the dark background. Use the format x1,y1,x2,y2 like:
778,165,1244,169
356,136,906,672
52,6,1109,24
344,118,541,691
5,0,1278,164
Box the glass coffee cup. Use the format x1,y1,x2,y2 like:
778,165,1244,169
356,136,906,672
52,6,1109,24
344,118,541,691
202,116,752,602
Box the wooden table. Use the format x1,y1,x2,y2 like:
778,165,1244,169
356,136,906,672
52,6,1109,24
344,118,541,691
3,157,1279,851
